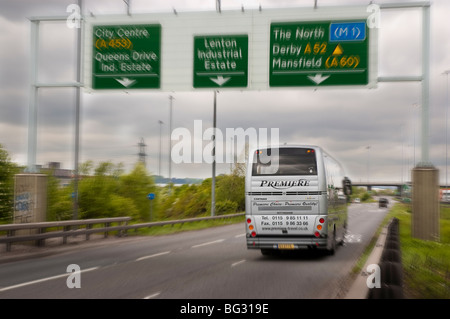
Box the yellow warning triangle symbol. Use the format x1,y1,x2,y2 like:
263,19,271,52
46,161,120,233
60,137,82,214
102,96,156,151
332,44,344,55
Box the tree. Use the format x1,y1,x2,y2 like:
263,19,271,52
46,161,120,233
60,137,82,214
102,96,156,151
0,144,20,221
60,161,154,221
46,158,244,222
46,170,73,221
77,161,128,219
216,173,245,213
118,162,156,221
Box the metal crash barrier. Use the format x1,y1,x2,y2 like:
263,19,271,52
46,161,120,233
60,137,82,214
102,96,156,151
0,213,245,252
0,217,131,252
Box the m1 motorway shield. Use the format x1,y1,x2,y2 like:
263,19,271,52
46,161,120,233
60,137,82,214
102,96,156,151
193,34,248,88
269,20,369,87
92,24,161,89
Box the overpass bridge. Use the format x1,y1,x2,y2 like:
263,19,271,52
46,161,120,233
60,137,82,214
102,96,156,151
352,181,449,191
351,181,410,193
352,181,450,203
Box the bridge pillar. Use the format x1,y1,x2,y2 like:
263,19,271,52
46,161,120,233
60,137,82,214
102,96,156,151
14,174,48,224
411,166,440,241
14,174,48,241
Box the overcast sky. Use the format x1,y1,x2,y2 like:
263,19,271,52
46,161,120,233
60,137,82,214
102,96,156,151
1,0,450,184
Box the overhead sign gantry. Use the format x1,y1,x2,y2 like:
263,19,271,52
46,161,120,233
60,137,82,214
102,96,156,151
83,6,378,91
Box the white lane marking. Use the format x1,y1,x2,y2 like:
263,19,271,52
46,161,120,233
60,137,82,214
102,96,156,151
235,233,246,238
136,251,171,262
0,266,99,292
231,259,246,267
345,232,362,243
144,292,161,299
191,239,225,248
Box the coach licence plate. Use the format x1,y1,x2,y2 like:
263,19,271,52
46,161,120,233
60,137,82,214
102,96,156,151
277,244,295,250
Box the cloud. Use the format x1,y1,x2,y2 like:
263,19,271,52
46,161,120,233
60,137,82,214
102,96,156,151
1,0,450,183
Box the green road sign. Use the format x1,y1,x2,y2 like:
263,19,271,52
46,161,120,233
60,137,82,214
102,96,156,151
270,20,369,87
193,35,248,88
92,24,161,89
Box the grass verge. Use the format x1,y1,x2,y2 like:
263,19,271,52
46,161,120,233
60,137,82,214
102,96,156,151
390,202,450,298
351,201,450,298
356,201,450,299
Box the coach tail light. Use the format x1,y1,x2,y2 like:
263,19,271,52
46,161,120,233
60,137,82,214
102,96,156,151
315,217,326,237
247,217,257,237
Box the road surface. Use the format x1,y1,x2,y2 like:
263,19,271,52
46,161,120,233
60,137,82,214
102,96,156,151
0,201,389,299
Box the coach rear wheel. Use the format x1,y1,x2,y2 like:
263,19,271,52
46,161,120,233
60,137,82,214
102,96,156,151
328,230,336,255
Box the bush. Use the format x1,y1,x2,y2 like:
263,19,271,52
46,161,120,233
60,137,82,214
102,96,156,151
215,200,238,215
216,174,245,211
361,192,371,202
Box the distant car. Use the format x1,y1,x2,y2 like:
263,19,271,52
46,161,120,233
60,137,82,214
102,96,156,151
354,198,360,203
379,198,389,208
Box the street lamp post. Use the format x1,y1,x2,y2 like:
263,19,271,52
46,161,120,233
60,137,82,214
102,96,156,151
366,146,371,184
168,95,174,193
158,120,164,177
443,70,450,191
412,103,420,168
